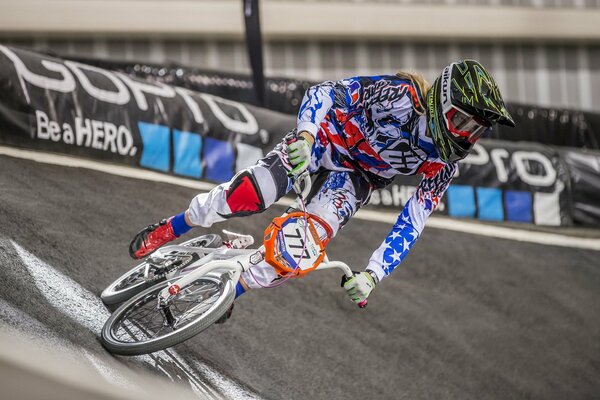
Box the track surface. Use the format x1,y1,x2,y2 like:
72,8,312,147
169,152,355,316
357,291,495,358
1,154,599,400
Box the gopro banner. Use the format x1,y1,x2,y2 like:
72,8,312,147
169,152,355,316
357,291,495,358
68,55,600,151
367,140,572,226
69,55,311,116
0,46,586,226
0,46,294,182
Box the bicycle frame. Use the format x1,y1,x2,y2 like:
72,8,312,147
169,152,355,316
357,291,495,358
154,170,358,307
154,242,354,305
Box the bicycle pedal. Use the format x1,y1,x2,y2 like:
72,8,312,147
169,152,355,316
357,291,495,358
147,256,164,265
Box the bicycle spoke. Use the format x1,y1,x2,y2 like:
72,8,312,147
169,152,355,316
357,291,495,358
116,311,166,342
116,267,148,290
125,305,156,322
175,298,218,326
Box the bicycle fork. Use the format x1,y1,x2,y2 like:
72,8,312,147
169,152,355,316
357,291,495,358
156,258,246,307
160,305,178,328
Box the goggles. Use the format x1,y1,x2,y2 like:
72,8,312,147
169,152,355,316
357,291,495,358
443,105,491,144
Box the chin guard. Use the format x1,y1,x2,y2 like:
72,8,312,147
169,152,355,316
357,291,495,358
264,212,331,277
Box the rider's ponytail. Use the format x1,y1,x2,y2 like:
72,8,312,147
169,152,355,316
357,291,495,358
395,70,430,115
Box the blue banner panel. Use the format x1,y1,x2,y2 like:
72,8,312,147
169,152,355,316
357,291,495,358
173,129,202,178
203,137,234,182
476,187,504,221
505,191,532,223
138,122,170,172
447,185,476,218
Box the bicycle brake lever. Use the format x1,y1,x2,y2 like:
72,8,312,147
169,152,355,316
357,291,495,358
293,170,311,199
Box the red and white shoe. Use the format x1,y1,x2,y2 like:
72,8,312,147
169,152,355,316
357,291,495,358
129,218,178,259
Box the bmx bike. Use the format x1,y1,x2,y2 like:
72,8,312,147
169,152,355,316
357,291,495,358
100,171,364,356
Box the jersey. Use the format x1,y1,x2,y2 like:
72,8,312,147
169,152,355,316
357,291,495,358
297,75,458,281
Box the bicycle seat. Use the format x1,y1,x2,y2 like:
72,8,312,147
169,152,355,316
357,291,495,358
222,229,254,249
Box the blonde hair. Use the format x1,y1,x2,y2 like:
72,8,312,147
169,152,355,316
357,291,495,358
395,70,430,114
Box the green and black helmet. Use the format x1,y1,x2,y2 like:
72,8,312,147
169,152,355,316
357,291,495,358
427,60,515,163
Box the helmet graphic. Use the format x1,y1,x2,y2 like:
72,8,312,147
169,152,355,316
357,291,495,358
427,60,515,162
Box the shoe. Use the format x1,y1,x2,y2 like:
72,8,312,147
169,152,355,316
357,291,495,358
215,303,234,324
129,218,178,259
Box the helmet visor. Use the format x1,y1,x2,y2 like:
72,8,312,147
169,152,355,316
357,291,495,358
444,105,492,143
444,106,491,144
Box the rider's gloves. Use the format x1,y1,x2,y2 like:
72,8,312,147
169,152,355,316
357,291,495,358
342,270,379,304
286,130,314,177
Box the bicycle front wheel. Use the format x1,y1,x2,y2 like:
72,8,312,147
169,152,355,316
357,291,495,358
101,271,235,356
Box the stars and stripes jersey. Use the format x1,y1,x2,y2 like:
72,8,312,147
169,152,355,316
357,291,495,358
297,75,458,281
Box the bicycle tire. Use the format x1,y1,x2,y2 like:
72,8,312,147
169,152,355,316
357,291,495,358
101,233,222,307
101,270,235,356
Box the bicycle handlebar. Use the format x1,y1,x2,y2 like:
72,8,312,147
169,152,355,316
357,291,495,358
292,170,312,200
318,261,368,309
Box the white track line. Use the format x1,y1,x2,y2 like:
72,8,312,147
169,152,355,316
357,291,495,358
2,145,599,251
355,208,600,251
11,239,260,400
0,145,215,191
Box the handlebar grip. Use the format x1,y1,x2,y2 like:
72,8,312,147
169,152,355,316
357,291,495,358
285,136,298,145
341,271,353,284
341,271,368,309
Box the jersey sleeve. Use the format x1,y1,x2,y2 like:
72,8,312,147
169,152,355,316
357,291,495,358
297,81,336,137
296,77,367,137
366,162,458,281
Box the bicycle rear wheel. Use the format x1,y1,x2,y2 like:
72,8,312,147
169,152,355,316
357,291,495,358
101,233,222,307
101,271,235,356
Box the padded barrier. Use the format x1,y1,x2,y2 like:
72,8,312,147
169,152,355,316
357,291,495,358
68,54,600,151
0,46,597,226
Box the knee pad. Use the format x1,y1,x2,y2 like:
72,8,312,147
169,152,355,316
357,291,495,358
221,170,266,218
258,150,291,200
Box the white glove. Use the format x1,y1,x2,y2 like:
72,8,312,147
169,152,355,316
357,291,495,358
342,271,378,305
286,131,313,177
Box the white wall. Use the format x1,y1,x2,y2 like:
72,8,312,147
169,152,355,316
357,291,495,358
1,0,600,42
1,0,599,111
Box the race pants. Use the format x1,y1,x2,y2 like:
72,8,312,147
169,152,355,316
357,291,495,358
186,139,372,289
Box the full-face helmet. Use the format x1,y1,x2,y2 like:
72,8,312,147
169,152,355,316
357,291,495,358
427,60,515,162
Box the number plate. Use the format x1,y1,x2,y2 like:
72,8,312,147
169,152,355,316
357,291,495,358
264,212,327,277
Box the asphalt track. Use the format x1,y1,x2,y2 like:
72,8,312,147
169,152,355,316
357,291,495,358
1,154,599,400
